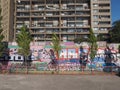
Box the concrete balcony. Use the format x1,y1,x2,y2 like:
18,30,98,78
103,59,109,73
76,32,89,34
99,18,111,21
99,7,110,9
99,13,110,15
93,30,108,34
99,0,110,4
99,24,111,27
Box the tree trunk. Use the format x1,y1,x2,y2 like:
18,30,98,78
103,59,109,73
56,51,59,73
91,59,93,74
24,56,28,74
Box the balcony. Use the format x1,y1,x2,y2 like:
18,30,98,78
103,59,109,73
31,29,45,34
17,13,30,17
99,24,111,27
99,12,110,15
99,6,110,10
76,25,90,28
16,5,30,11
33,37,45,41
99,18,111,21
93,30,108,34
16,25,23,28
76,29,89,34
99,0,110,4
16,21,24,23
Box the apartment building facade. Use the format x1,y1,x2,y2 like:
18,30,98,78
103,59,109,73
0,0,14,42
13,0,111,42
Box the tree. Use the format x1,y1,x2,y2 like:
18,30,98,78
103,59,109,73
16,25,32,66
0,5,4,56
51,33,61,60
89,28,98,72
118,45,120,53
109,20,120,43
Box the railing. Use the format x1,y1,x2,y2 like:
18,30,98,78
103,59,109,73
0,63,119,75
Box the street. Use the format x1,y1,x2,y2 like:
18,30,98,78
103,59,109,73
0,74,120,90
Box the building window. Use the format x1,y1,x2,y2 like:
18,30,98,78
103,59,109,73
94,21,99,25
93,15,99,19
93,27,98,31
93,4,99,7
93,9,99,13
18,56,21,59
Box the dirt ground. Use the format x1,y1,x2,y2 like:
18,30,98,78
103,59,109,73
0,74,120,90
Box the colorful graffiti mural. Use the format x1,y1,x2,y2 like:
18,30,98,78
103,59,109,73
6,41,120,72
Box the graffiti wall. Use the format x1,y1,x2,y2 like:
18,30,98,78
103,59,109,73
7,42,120,71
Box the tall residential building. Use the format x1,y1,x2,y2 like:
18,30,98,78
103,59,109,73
14,0,111,42
0,0,14,42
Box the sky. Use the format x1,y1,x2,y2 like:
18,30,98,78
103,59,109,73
111,0,120,23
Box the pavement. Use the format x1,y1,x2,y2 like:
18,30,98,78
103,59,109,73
0,74,120,90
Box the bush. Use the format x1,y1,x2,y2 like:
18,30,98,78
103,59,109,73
119,45,120,53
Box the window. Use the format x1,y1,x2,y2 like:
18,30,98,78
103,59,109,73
93,27,98,31
8,56,11,59
93,4,98,7
94,21,99,25
93,15,99,19
18,56,21,59
93,9,99,13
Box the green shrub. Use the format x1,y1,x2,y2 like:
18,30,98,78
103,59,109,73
118,45,120,53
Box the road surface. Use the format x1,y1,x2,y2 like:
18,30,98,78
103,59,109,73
0,75,120,90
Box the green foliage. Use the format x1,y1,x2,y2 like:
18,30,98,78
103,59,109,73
89,28,98,60
52,33,61,59
16,25,32,57
0,6,4,56
119,45,120,53
109,20,120,43
0,42,5,56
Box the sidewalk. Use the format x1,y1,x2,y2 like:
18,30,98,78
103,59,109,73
0,74,120,90
3,70,117,75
